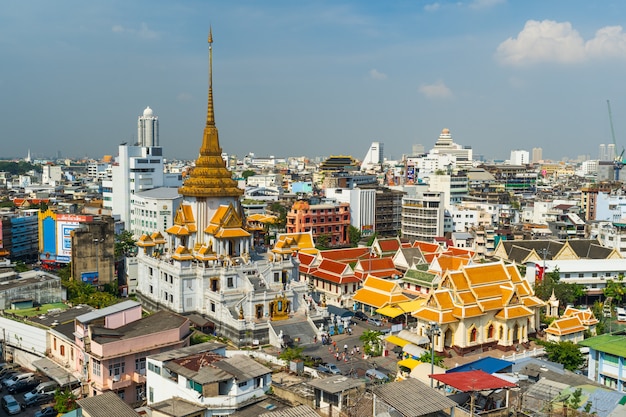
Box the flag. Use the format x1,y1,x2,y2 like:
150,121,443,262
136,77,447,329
535,264,545,282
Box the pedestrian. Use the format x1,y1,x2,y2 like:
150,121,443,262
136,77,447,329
356,346,360,354
344,343,348,352
336,352,340,361
332,340,337,349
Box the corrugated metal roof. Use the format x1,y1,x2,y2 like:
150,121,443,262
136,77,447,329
373,378,457,416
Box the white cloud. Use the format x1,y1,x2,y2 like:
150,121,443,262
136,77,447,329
468,0,505,10
369,69,387,80
111,22,158,40
496,20,626,66
424,3,440,12
418,80,453,99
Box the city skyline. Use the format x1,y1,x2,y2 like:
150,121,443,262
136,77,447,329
2,1,626,162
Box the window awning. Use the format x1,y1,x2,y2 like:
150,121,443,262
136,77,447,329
397,358,421,370
385,335,410,348
33,358,80,387
403,343,427,358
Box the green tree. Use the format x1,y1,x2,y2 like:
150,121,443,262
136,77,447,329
534,268,585,308
417,351,445,367
348,225,361,247
604,275,626,306
57,263,72,281
366,232,378,247
54,387,78,413
267,202,287,230
241,170,256,180
567,388,584,413
278,346,304,362
315,234,331,250
359,329,383,356
13,261,29,272
537,340,584,372
115,230,137,258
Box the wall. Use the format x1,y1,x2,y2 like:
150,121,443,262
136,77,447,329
0,316,47,364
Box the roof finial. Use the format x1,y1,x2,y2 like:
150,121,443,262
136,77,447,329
206,26,215,126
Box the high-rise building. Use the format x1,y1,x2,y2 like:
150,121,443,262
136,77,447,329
361,141,383,171
532,147,543,163
599,144,607,161
430,128,472,168
401,191,446,242
138,106,159,147
509,150,529,165
608,144,616,161
102,106,182,230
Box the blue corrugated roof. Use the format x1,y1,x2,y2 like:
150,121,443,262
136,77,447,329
446,356,513,374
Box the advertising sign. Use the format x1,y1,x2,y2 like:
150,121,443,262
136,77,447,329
55,214,93,263
81,271,99,285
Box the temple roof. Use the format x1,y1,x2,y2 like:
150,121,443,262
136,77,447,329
178,30,242,199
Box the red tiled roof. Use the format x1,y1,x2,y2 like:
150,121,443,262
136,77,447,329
431,370,516,391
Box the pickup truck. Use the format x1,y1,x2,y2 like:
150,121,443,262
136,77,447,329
317,363,342,375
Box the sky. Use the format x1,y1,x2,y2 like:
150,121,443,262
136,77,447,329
2,1,626,162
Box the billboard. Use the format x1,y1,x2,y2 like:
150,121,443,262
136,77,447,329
55,214,93,263
81,271,99,285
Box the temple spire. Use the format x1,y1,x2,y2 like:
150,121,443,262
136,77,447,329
178,29,242,199
207,27,215,127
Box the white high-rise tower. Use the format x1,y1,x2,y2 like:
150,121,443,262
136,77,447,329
361,141,384,171
138,106,159,147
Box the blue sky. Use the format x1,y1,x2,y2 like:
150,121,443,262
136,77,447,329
2,1,626,162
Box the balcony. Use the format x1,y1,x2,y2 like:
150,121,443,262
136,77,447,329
107,374,133,390
132,370,146,384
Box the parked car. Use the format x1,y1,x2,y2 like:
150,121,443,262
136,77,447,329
365,368,389,383
304,355,323,367
0,370,19,385
34,405,57,417
24,392,54,407
1,394,22,415
3,372,35,390
24,381,59,406
367,317,382,327
0,363,20,378
354,311,368,321
318,363,342,375
7,377,39,394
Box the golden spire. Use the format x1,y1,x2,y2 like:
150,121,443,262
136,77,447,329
178,29,242,198
207,26,214,127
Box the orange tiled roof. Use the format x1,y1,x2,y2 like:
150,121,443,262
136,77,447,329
362,275,396,292
172,245,194,261
166,225,190,236
319,247,371,263
413,308,458,324
150,231,167,244
545,316,586,336
464,263,509,286
434,255,471,273
353,289,409,309
494,305,534,320
215,228,251,238
136,234,155,247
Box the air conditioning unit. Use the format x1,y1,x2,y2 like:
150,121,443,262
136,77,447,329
112,375,120,382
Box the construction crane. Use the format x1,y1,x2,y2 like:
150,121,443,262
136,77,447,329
607,99,624,181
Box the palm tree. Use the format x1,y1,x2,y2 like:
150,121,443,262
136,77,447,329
359,329,383,356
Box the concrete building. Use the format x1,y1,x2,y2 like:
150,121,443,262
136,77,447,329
102,106,182,229
286,200,351,247
130,187,182,238
401,191,446,242
532,147,543,164
70,216,116,285
146,343,272,415
325,187,376,237
41,164,63,185
429,128,473,169
510,149,530,165
580,332,626,393
361,141,384,172
72,300,191,405
138,106,159,147
9,209,39,262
